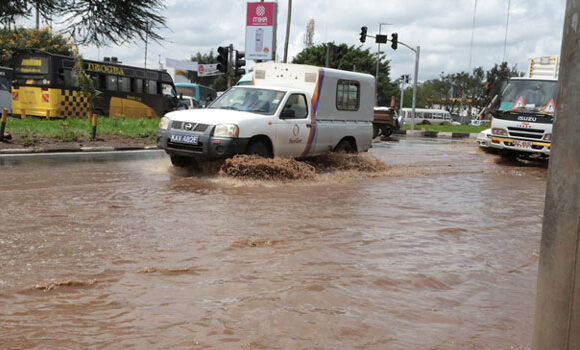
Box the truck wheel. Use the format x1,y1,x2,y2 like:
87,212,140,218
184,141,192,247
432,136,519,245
373,125,380,139
382,126,393,137
170,155,193,167
334,139,355,153
246,141,271,158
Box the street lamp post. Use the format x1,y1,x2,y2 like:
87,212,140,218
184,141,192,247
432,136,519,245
399,75,408,110
397,42,420,130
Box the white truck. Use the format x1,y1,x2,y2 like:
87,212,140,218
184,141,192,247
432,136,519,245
488,56,559,159
157,62,375,167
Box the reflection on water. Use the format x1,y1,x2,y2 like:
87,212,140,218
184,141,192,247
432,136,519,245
0,138,546,349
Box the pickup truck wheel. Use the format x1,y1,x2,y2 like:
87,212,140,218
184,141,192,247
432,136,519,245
334,139,355,153
246,141,271,158
170,155,193,167
382,126,393,137
373,125,380,138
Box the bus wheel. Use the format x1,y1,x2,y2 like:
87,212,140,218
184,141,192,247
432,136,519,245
170,155,193,167
334,139,355,153
246,141,271,158
373,125,380,139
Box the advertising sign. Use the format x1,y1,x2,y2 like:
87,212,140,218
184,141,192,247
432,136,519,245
245,2,276,61
198,64,221,77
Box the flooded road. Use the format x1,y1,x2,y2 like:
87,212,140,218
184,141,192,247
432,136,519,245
0,138,547,349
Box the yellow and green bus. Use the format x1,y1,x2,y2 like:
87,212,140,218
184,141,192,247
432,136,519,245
11,50,180,118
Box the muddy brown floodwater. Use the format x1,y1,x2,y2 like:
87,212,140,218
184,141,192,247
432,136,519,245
0,138,548,349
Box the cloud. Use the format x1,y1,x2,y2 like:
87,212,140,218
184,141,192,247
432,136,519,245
50,0,564,81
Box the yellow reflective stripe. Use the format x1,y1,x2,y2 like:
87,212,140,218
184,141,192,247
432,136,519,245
532,141,551,147
491,137,513,143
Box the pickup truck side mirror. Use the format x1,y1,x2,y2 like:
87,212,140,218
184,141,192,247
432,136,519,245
281,108,295,119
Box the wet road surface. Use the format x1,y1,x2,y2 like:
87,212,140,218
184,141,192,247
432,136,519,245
0,138,547,349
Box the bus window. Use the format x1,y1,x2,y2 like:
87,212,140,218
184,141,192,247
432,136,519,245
107,75,118,91
162,83,175,97
90,73,99,90
63,69,78,87
132,78,143,93
0,75,9,91
96,74,106,90
146,80,157,94
119,77,130,92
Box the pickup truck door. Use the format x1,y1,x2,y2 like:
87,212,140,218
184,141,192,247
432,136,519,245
275,93,312,157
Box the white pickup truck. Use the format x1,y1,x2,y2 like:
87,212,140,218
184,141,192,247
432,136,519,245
157,62,375,167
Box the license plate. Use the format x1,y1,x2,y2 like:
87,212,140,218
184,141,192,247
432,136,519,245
513,140,532,148
171,134,198,144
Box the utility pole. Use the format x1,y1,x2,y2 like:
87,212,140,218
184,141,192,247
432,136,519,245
532,1,580,349
283,0,292,63
397,41,420,130
144,22,149,68
35,5,39,29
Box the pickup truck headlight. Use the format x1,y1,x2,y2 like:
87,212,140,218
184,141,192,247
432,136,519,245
213,124,239,137
159,116,170,130
492,127,507,136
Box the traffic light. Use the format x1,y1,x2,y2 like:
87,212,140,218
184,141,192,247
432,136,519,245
359,26,368,43
234,50,246,75
391,33,398,50
217,46,229,74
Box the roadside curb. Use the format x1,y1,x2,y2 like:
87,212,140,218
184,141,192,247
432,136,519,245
0,145,158,155
394,130,477,139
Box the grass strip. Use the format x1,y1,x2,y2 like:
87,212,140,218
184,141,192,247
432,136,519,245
3,117,160,142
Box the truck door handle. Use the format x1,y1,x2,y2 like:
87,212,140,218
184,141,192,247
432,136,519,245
306,124,311,128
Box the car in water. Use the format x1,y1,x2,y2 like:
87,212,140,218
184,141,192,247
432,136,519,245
178,96,202,109
373,107,403,138
476,128,492,148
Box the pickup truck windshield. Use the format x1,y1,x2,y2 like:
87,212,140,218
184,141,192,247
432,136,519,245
209,87,285,115
499,79,558,113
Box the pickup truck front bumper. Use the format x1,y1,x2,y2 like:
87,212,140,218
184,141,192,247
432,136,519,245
156,129,250,161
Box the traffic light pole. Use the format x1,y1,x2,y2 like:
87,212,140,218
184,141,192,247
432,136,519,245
227,43,234,89
400,78,405,110
398,41,420,130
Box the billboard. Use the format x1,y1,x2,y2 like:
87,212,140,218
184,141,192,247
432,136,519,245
197,64,221,77
245,2,277,61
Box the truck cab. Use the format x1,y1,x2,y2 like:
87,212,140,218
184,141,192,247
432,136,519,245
488,56,559,158
489,77,557,157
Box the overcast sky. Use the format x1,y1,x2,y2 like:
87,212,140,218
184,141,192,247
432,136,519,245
61,0,566,81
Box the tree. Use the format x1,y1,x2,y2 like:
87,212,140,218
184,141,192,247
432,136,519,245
485,62,522,104
292,43,399,106
0,27,74,66
417,63,523,117
0,0,166,47
73,55,101,116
